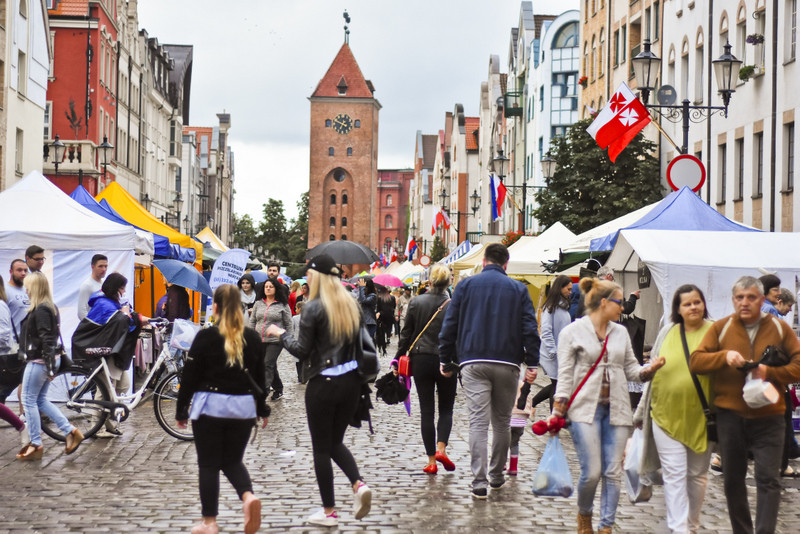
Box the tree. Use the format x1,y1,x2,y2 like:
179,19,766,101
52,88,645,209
285,192,310,278
232,214,258,250
430,236,448,262
260,198,288,260
532,118,663,234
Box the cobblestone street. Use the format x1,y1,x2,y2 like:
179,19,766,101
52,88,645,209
2,336,800,533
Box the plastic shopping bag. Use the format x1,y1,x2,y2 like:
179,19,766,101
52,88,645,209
532,435,573,497
170,319,202,351
624,427,652,503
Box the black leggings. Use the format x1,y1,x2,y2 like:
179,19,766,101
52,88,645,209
412,353,457,457
192,416,255,517
530,378,557,412
306,370,362,508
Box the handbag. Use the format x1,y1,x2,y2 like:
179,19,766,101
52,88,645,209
398,299,449,378
680,324,717,443
0,320,25,386
354,324,379,384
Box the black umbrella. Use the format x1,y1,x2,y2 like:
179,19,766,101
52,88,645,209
305,240,379,265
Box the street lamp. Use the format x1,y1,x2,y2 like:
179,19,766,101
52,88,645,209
439,187,448,211
493,150,509,180
98,136,114,179
49,135,66,177
632,39,741,154
173,193,184,231
141,193,152,211
471,189,480,215
183,215,190,234
541,153,556,181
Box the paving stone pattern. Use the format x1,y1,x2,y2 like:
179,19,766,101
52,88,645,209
2,336,800,533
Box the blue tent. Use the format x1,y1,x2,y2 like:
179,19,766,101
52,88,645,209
589,186,758,252
70,186,173,258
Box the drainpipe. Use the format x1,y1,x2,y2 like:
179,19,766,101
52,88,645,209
768,0,778,231
706,0,713,205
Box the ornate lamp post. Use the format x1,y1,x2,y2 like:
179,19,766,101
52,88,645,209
98,136,114,179
173,193,184,231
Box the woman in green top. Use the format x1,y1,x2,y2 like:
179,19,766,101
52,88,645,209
635,284,712,534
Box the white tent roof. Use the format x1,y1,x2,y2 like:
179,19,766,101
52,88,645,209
560,202,657,254
451,243,486,271
506,222,577,275
0,171,136,250
606,229,800,320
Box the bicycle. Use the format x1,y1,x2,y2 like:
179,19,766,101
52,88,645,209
41,318,194,442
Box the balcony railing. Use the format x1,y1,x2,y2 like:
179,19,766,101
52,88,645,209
504,91,524,117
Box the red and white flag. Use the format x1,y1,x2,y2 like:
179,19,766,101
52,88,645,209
431,207,452,235
586,82,651,162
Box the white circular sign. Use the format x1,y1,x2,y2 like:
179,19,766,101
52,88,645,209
666,154,706,192
419,255,431,267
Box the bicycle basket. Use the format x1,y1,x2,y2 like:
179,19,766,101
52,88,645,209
170,319,202,351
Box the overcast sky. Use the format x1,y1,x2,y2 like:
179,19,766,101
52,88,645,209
138,0,578,222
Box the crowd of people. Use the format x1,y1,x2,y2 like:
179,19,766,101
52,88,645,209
3,241,800,534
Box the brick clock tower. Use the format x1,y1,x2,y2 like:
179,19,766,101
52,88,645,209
308,43,381,251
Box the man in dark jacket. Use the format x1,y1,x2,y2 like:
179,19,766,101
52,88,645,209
439,243,540,499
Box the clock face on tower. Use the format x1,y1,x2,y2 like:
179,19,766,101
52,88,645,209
333,113,353,135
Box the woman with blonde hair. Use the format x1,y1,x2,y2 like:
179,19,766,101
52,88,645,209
547,277,664,534
177,284,269,534
267,254,372,528
396,264,455,474
17,272,83,460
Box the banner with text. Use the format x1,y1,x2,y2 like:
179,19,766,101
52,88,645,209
209,249,251,291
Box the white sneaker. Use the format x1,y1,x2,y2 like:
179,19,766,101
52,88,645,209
353,482,372,520
307,509,338,527
95,429,119,439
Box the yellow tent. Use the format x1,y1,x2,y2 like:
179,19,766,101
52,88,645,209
195,226,229,252
97,182,203,266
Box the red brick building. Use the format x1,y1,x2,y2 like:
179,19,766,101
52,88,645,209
45,0,119,195
377,168,414,256
307,43,381,250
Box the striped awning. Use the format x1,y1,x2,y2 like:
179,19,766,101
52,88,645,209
441,240,473,265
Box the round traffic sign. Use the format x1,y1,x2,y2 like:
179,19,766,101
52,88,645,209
419,255,431,267
666,154,706,192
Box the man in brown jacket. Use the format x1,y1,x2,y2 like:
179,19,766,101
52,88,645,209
691,275,800,534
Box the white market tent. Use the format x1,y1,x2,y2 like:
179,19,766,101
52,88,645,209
506,222,579,278
0,171,136,351
605,229,800,341
559,202,657,255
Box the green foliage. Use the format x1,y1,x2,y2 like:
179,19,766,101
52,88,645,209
430,237,448,262
533,117,663,234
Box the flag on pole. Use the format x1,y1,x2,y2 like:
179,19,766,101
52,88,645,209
389,247,398,263
586,82,651,162
431,207,452,235
404,235,418,261
490,173,507,222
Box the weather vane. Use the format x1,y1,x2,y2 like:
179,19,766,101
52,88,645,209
343,10,351,44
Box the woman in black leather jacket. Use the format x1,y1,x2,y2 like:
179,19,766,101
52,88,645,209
266,254,372,528
17,272,84,460
395,264,455,474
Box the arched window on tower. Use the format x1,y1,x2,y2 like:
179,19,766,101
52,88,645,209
329,234,335,241
341,234,347,240
329,217,335,227
342,193,349,204
328,147,334,156
386,194,393,206
342,217,348,227
385,214,393,228
347,147,353,156
330,193,336,204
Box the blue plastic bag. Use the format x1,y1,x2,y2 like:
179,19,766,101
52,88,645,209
532,435,573,497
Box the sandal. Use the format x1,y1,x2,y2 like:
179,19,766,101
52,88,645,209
16,443,44,461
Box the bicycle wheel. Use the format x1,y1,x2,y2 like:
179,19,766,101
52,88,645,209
41,366,110,441
153,370,193,441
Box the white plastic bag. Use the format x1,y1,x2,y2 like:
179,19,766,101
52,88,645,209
532,435,573,497
170,319,202,351
624,427,652,503
743,372,780,409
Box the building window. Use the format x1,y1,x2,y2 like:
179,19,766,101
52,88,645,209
598,32,605,77
15,129,23,175
17,51,26,96
613,30,620,66
787,0,797,60
621,25,627,62
754,132,764,196
325,119,332,127
354,120,361,128
329,217,336,227
342,193,348,204
342,217,348,227
786,122,795,190
718,143,727,203
341,234,347,240
694,43,704,103
20,0,27,18
539,86,544,111
347,147,352,156
329,234,335,241
386,194,393,206
43,102,52,140
735,138,744,199
654,1,660,40
328,147,334,156
645,7,652,40
385,214,393,228
333,169,346,182
330,193,336,204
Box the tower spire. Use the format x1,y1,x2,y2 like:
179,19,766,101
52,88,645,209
343,10,351,44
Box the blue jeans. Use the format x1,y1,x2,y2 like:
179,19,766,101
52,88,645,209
569,404,631,528
21,360,74,446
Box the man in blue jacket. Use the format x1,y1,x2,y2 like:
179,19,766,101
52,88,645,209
439,243,540,499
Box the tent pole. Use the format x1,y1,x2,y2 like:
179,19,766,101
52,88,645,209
150,264,155,317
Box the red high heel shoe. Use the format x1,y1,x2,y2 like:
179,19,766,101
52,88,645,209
435,451,456,471
423,463,438,474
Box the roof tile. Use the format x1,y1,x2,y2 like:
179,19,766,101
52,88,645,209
49,0,89,17
311,44,374,98
465,117,480,151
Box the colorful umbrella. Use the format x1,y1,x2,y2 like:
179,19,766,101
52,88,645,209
372,273,404,288
153,259,213,297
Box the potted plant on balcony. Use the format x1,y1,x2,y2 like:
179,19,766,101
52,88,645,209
738,65,756,82
578,76,588,89
746,34,766,74
745,33,764,45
